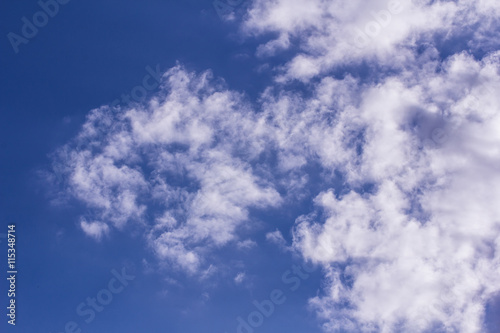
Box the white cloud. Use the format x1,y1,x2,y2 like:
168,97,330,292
237,239,258,250
80,220,109,240
234,272,246,284
53,65,282,275
291,52,500,332
242,0,500,81
52,52,500,329
49,2,500,330
266,229,288,250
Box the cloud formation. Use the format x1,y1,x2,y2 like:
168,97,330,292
242,0,500,82
52,65,283,273
289,52,500,332
50,0,500,331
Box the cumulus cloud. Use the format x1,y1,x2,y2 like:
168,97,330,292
52,65,282,274
242,0,500,81
52,51,500,329
291,52,500,332
48,0,500,331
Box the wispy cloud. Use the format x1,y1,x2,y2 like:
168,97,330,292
48,1,500,331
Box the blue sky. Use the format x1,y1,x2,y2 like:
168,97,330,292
1,0,500,333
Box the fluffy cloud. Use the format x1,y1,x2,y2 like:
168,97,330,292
292,52,500,332
51,51,500,330
266,229,288,250
49,0,500,331
52,65,282,273
80,220,110,240
242,0,500,81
